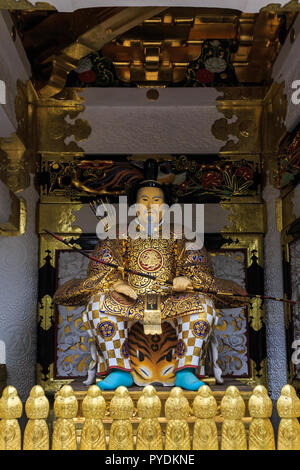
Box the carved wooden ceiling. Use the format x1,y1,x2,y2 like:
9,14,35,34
12,6,298,89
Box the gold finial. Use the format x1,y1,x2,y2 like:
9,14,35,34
249,385,272,418
80,385,106,450
192,385,218,450
165,387,190,420
277,385,300,450
110,385,134,419
193,385,217,418
277,385,300,418
136,385,163,450
25,385,49,420
248,385,275,450
0,386,22,450
23,385,50,450
220,386,247,450
52,385,78,450
54,385,78,418
109,386,134,450
137,385,161,418
221,386,245,420
165,387,191,450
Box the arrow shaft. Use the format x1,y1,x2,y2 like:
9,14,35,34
44,229,296,305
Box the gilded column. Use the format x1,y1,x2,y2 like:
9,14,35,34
0,386,22,450
220,386,247,450
277,385,300,450
165,387,191,450
136,385,163,450
192,385,218,450
52,385,78,450
23,385,50,450
248,385,275,450
108,386,134,450
80,385,106,450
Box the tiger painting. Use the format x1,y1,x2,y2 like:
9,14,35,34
128,321,177,386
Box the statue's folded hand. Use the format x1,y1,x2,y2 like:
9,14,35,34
173,276,193,292
111,280,138,300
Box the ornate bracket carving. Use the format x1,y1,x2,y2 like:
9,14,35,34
0,0,55,9
0,190,26,237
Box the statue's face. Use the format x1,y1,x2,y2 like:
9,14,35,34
136,186,165,227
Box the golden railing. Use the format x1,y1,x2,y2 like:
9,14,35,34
0,384,299,450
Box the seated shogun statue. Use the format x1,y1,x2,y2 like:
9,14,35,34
53,160,248,391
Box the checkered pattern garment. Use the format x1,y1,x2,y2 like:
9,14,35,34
83,292,216,375
173,294,216,373
82,294,132,374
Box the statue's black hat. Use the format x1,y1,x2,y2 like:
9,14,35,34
127,158,173,206
139,158,163,189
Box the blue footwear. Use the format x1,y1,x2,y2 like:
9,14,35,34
174,368,205,391
97,370,133,390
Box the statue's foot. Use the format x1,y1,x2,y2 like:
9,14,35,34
83,367,96,386
174,368,205,391
97,370,133,391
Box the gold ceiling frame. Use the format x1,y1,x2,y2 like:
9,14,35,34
96,8,295,85
9,6,297,90
35,7,168,98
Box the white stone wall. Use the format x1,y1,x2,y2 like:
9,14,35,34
23,0,291,12
79,88,224,154
263,182,287,400
290,238,300,379
0,11,31,136
0,178,39,402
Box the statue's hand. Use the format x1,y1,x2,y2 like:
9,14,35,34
111,280,137,300
173,276,193,292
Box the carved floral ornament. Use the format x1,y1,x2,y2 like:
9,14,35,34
277,128,300,189
39,155,261,203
